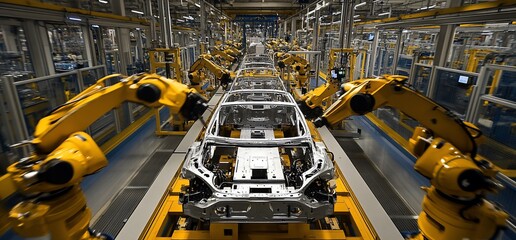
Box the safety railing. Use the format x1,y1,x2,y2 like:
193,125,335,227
373,48,395,76
0,65,154,149
394,54,412,77
180,44,199,83
465,64,516,176
427,66,479,119
408,63,432,95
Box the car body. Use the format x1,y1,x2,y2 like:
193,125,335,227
180,54,336,223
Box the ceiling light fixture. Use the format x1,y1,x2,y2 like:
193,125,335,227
68,17,82,21
131,10,144,15
417,4,436,11
378,12,390,16
354,2,366,9
98,0,108,3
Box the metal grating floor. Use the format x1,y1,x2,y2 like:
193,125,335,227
91,188,147,237
129,151,173,187
336,137,419,234
91,136,182,238
158,136,182,150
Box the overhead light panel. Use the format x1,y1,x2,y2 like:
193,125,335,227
354,19,362,22
98,0,108,3
68,16,82,21
354,2,366,9
417,5,436,11
194,3,200,8
378,12,390,16
131,10,144,15
354,15,360,18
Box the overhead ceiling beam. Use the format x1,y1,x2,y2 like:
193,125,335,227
220,2,300,9
225,9,296,17
357,0,516,28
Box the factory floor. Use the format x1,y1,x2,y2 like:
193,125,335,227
79,113,184,237
82,117,179,217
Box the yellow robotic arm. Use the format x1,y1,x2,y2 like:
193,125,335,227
314,75,508,240
188,55,232,92
211,47,236,63
33,73,206,155
297,82,340,119
315,75,476,153
277,54,311,89
297,49,356,120
277,53,308,69
225,40,241,50
3,73,208,239
222,45,241,58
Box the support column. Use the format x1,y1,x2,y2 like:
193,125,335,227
224,21,228,42
81,25,96,67
345,1,354,48
111,0,126,16
164,0,173,46
368,29,379,76
433,0,462,67
391,29,403,73
135,28,144,63
1,76,30,150
242,23,246,53
291,17,297,41
157,0,168,48
283,21,288,39
433,25,456,67
339,1,347,49
1,25,17,52
145,0,158,48
231,22,235,41
312,10,320,52
275,21,279,38
112,0,132,73
427,0,462,97
108,0,133,129
301,9,306,30
116,28,132,74
200,1,207,44
22,21,54,76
